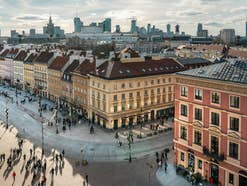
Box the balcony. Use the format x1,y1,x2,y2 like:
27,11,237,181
203,146,225,162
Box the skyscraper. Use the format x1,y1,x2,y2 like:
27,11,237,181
246,20,247,38
115,25,120,33
167,24,171,33
147,23,151,34
43,16,55,37
220,29,235,44
175,24,180,35
103,18,111,32
197,23,202,36
74,17,82,33
131,19,137,33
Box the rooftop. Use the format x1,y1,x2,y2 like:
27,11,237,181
176,57,212,65
34,51,54,64
24,53,38,63
14,50,28,61
73,58,96,75
64,60,80,74
48,56,69,71
91,58,185,80
177,60,247,84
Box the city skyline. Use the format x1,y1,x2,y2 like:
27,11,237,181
0,0,246,36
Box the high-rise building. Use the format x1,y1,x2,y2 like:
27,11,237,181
147,23,151,34
43,16,54,37
11,30,18,38
220,29,235,44
197,23,208,37
103,18,111,32
167,24,171,34
131,19,137,33
74,17,82,33
175,24,180,35
89,22,97,27
30,29,36,36
246,20,247,38
115,25,120,33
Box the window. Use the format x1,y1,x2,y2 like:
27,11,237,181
211,112,219,126
113,104,118,112
230,96,240,109
137,92,140,97
229,173,234,184
194,108,202,121
211,136,219,154
157,79,160,84
129,93,133,98
121,83,125,89
198,160,202,169
181,152,184,161
181,104,188,117
137,82,140,87
144,90,148,96
168,86,172,92
129,102,133,109
114,95,117,101
229,142,238,159
151,89,154,95
162,95,166,103
195,89,203,100
129,83,132,88
157,88,160,94
151,80,154,85
137,100,140,108
145,81,148,86
121,103,125,111
168,78,171,82
194,131,202,146
163,78,166,83
168,94,172,102
122,94,125,100
230,117,239,132
157,96,160,104
212,92,220,104
180,86,188,97
180,126,187,140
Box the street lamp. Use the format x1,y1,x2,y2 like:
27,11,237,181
127,131,132,163
5,100,9,129
55,109,58,134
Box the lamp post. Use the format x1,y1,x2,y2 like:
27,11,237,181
127,131,132,163
38,86,44,157
5,100,9,129
55,109,58,134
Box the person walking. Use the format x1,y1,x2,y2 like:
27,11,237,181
85,174,89,186
12,171,16,182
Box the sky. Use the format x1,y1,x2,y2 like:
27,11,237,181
0,0,246,36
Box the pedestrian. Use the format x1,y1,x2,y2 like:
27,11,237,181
50,167,54,175
30,148,33,157
85,174,89,186
165,151,168,160
165,161,168,173
12,171,16,182
62,149,65,157
23,154,26,161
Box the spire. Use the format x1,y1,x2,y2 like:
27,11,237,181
49,16,52,24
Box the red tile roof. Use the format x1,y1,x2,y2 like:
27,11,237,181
0,49,9,57
34,51,54,64
91,58,185,80
64,60,80,74
15,50,28,61
73,58,96,75
48,56,69,71
25,53,38,63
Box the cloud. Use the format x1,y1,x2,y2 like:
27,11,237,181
204,22,223,27
16,15,46,21
230,6,247,13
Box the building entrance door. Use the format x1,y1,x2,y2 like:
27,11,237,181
210,164,219,184
151,110,154,120
188,153,195,172
114,120,118,130
239,175,247,186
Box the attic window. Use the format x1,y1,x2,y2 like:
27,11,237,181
101,70,105,73
165,67,169,70
119,70,123,74
160,67,163,70
126,70,130,73
142,69,146,72
154,68,158,71
148,68,152,71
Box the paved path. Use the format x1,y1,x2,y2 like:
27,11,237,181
0,86,174,162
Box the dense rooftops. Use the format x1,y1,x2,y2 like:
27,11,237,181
176,57,211,65
73,58,96,75
48,56,69,71
15,50,28,61
177,60,247,84
91,58,185,80
24,53,38,63
34,51,54,63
